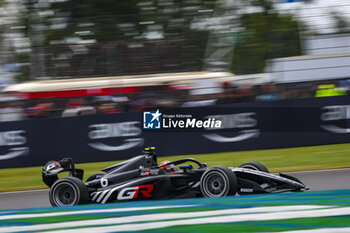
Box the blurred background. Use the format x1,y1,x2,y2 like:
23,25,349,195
3,0,350,203
0,0,349,119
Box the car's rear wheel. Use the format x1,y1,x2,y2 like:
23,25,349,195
239,162,269,173
200,166,238,197
49,177,88,207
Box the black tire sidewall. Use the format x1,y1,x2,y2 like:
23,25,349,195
49,177,88,207
200,166,238,197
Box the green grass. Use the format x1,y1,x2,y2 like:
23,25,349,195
1,143,350,192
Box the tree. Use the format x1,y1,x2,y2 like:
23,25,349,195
18,0,218,79
330,11,349,33
232,0,302,74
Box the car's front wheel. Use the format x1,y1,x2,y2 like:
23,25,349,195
49,177,88,207
200,166,238,198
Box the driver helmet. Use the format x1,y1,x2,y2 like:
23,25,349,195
159,160,178,173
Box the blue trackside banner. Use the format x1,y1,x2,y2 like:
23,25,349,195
1,95,350,168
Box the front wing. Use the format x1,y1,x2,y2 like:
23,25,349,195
231,167,308,194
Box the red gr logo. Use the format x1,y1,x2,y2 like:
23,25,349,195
117,184,154,200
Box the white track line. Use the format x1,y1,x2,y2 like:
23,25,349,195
276,227,350,233
0,205,195,221
45,206,350,233
0,211,14,215
286,168,350,174
0,189,48,195
0,205,330,233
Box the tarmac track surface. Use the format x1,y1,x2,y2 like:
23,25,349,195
0,168,350,210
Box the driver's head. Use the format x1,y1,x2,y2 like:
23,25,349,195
159,160,178,173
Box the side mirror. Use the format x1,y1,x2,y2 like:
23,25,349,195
180,165,193,172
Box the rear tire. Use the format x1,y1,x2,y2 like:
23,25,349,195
200,166,238,197
49,177,88,207
239,162,269,173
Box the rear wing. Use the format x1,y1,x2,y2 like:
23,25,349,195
42,158,84,187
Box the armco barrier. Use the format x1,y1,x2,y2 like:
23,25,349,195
1,95,350,168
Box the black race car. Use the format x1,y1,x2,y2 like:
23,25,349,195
42,147,308,207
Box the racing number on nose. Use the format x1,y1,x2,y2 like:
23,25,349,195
117,184,154,200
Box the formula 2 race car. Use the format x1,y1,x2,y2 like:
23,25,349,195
42,147,308,207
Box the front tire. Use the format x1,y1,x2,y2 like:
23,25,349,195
200,166,238,197
239,162,269,173
49,177,88,207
